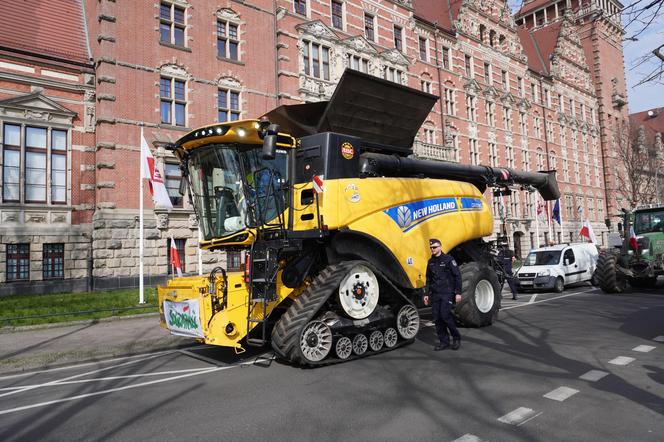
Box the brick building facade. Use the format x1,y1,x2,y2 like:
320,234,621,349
0,0,629,294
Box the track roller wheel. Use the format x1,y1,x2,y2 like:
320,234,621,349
352,334,368,355
369,330,384,351
299,321,332,363
338,263,380,319
396,305,420,339
384,328,398,348
335,337,352,360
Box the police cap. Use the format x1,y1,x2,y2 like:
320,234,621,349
429,238,441,247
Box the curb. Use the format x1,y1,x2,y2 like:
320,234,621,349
0,312,160,334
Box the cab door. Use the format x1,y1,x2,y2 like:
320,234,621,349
562,248,581,284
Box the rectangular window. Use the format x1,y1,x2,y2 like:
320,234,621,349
302,40,330,80
394,25,403,52
441,46,450,69
581,103,586,121
469,139,479,165
503,108,512,131
294,0,306,16
534,117,542,139
348,55,369,73
383,67,403,84
217,21,239,61
545,89,551,107
465,94,477,122
546,121,554,142
218,89,240,122
25,126,47,203
569,98,575,117
501,70,508,90
364,14,375,41
558,93,564,112
421,80,432,94
523,149,530,171
164,163,183,208
51,130,67,203
487,102,496,126
419,37,427,62
531,83,538,103
519,112,527,135
160,77,186,126
167,238,186,275
159,2,185,46
424,128,435,144
227,251,243,271
489,142,498,166
331,1,343,29
464,54,473,78
43,243,64,279
2,124,20,202
444,88,456,116
483,62,491,84
518,76,524,97
6,243,29,281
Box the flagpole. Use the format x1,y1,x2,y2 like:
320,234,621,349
559,199,565,244
535,194,540,249
547,201,553,243
139,127,145,304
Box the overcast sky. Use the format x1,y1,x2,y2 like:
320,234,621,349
506,0,662,114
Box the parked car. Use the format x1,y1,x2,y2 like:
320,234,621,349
516,243,599,292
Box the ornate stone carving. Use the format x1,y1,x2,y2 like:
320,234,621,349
296,20,337,41
342,36,377,55
216,8,240,21
156,213,169,230
159,63,189,79
188,213,199,229
483,85,499,102
463,79,481,96
26,213,46,223
2,212,19,223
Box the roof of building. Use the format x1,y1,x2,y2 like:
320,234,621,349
0,0,91,66
517,21,563,76
630,107,664,142
411,0,462,33
516,0,554,17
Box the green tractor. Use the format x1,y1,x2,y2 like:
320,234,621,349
596,205,664,292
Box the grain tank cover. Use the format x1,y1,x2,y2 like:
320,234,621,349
263,69,438,150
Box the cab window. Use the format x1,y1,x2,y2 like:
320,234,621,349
563,249,575,265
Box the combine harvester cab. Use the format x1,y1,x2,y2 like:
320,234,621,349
158,69,560,365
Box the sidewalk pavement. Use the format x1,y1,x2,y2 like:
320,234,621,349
0,314,191,375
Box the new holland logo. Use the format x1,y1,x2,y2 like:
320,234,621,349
396,205,413,228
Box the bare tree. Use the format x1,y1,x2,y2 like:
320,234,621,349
614,119,663,207
623,0,664,86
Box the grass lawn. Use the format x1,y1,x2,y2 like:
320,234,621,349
0,289,159,327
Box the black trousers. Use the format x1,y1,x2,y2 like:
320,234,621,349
432,299,460,345
506,275,518,296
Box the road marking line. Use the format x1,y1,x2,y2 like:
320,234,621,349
501,289,596,310
579,370,609,382
653,336,664,343
0,367,215,391
0,357,272,416
632,345,656,353
543,386,579,402
608,356,635,366
452,434,484,442
528,294,538,304
0,349,183,381
0,351,171,399
498,407,541,426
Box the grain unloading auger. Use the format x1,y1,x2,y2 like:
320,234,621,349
158,69,559,365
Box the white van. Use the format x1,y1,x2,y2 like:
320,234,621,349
516,243,599,292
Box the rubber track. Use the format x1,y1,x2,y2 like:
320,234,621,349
271,261,356,365
596,252,623,293
271,260,417,366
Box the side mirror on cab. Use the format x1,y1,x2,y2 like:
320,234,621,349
262,123,280,160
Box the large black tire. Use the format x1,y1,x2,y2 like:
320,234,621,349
628,277,658,289
455,262,501,327
596,252,627,293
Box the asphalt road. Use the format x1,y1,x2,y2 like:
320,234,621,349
1,286,662,442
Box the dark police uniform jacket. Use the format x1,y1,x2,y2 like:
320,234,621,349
426,253,462,303
497,249,514,274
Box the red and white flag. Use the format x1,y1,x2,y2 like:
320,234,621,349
629,226,639,250
579,220,597,243
170,235,183,277
141,129,173,210
536,198,548,223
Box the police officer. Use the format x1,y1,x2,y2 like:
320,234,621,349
498,245,518,300
423,238,462,351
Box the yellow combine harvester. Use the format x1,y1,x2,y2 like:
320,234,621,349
158,70,559,365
